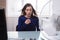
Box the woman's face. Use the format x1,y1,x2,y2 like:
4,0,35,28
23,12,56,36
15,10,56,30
25,6,32,16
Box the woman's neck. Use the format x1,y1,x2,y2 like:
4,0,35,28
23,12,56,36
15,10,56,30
25,15,31,18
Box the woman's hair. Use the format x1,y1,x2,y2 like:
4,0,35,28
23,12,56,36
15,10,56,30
21,3,37,17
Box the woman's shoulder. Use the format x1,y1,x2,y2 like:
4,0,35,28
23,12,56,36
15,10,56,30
32,16,39,21
19,15,25,19
19,15,24,18
32,16,38,19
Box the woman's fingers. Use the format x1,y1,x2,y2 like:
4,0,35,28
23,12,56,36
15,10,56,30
25,19,31,24
27,19,31,23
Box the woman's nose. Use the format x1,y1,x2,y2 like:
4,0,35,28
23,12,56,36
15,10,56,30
28,11,31,13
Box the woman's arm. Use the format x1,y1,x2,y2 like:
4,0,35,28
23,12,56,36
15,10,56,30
17,17,28,31
36,18,40,31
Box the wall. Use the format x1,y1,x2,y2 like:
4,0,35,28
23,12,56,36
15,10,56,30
0,0,6,9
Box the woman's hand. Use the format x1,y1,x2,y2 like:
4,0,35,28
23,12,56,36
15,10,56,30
25,19,31,24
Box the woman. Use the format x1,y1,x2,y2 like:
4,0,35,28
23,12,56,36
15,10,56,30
17,3,40,31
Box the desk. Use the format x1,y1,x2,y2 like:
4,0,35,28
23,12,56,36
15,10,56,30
7,31,50,40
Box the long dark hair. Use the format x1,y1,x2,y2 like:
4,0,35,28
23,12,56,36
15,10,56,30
21,3,37,17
